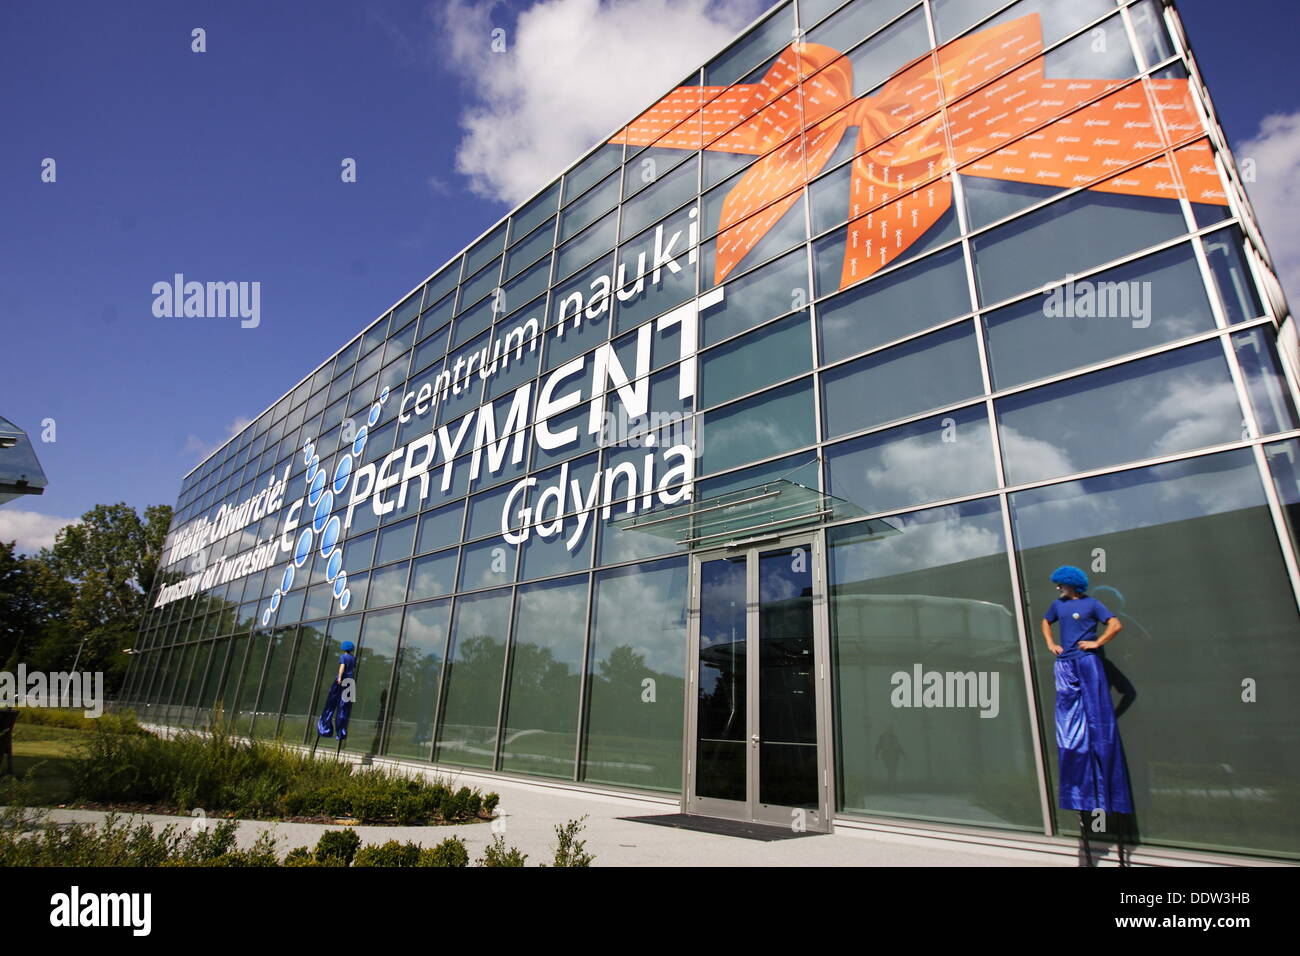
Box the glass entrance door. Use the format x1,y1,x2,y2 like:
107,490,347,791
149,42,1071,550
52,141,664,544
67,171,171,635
685,536,830,831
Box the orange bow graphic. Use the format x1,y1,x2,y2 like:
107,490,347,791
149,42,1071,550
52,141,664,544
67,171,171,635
611,13,1226,291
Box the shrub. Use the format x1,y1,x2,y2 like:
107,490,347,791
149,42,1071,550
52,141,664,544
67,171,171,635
477,834,527,867
417,836,468,867
353,840,423,867
548,816,594,867
63,723,489,825
283,846,316,867
314,828,361,865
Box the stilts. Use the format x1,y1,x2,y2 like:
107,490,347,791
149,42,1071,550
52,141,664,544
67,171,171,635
1078,811,1094,867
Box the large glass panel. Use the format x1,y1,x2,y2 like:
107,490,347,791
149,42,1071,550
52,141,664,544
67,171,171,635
807,0,916,50
822,320,984,438
347,609,401,754
1233,328,1300,436
510,180,560,241
826,404,997,515
251,626,296,739
500,576,588,778
232,634,269,735
436,588,512,768
561,169,622,242
1203,227,1264,324
562,144,622,205
817,246,970,363
611,204,701,334
700,311,811,409
519,454,598,580
997,341,1243,485
383,600,450,760
409,548,458,601
829,498,1041,828
983,243,1217,389
1010,450,1300,856
619,158,697,241
700,377,815,476
696,554,747,801
1265,439,1300,562
279,621,327,744
704,2,794,86
973,189,1187,307
583,558,689,790
841,5,929,96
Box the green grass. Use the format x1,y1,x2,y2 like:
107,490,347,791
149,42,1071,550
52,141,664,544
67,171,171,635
6,723,86,804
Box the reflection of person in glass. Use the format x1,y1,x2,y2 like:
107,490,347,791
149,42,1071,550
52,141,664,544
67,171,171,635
1040,566,1133,862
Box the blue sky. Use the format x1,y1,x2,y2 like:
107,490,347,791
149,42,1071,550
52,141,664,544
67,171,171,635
1,0,1296,551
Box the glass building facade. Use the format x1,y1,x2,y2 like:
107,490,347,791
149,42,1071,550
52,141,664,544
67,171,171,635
122,0,1300,860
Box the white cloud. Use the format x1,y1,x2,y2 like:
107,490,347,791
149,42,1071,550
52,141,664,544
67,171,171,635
0,509,79,554
184,416,254,463
1238,109,1300,303
438,0,769,205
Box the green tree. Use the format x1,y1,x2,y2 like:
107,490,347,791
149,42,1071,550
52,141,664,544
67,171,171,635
5,502,171,693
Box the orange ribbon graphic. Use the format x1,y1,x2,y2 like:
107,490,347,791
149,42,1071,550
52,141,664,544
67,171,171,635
611,13,1226,290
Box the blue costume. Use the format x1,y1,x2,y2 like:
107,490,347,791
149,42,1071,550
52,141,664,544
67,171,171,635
1046,567,1133,814
317,642,357,740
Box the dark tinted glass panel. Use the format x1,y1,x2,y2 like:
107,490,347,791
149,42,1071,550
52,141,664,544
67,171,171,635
1010,450,1300,855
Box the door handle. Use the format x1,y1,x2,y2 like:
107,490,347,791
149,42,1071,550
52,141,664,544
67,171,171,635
751,734,759,744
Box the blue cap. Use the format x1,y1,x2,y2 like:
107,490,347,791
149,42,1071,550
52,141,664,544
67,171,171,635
1050,565,1089,593
340,641,355,652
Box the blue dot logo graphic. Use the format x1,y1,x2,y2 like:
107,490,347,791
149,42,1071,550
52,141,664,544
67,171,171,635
325,549,343,582
262,609,271,625
307,468,326,507
367,403,381,427
312,491,333,533
333,455,352,495
306,454,320,484
269,590,281,612
353,426,368,457
293,528,313,567
302,441,315,466
339,589,351,611
320,515,341,558
281,564,294,593
333,571,347,598
380,386,390,403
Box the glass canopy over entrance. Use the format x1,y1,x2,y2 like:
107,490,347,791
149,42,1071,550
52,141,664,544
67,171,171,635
612,477,866,549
